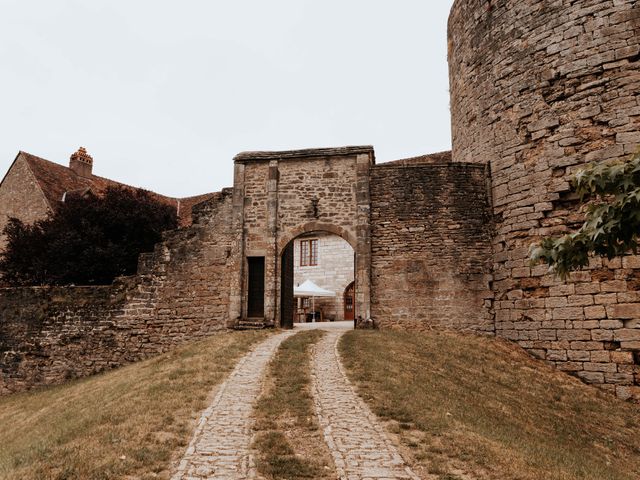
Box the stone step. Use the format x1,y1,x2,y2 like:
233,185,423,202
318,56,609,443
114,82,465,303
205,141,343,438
233,319,274,330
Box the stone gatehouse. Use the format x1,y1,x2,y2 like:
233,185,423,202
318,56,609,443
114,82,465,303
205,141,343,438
229,147,375,329
229,147,493,330
1,0,639,401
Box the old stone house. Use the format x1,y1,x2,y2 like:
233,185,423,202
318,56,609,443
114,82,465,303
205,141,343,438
0,0,638,401
0,148,215,250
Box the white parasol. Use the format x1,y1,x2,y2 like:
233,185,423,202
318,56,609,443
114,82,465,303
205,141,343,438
293,279,335,322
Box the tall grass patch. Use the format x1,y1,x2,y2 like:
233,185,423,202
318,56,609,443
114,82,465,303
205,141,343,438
340,329,640,480
0,330,270,480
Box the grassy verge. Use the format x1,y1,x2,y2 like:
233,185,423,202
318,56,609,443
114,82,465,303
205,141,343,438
0,330,271,480
340,330,640,480
252,329,335,479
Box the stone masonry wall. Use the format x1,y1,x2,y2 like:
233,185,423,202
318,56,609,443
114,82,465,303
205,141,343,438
139,189,236,331
449,0,640,399
0,284,132,393
0,155,50,251
370,162,494,331
275,150,373,321
293,232,355,321
0,191,235,394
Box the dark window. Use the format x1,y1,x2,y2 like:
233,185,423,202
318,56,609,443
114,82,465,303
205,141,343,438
280,244,294,329
300,239,318,266
247,257,265,318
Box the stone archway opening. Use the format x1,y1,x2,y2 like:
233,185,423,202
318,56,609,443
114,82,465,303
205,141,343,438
279,230,355,329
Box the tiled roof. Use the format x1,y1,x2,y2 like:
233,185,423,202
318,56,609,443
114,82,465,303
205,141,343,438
22,152,118,205
19,151,215,226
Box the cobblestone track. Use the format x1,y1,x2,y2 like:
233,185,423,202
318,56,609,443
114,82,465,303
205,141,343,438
311,330,421,480
171,331,294,480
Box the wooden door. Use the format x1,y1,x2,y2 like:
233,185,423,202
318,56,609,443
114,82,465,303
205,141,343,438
247,257,265,318
280,243,294,329
344,281,355,321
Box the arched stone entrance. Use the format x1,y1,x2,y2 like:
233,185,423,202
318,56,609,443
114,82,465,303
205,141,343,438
279,229,355,328
227,146,374,328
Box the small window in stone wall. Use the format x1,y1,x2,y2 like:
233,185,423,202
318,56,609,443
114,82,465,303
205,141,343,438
634,351,640,366
300,239,318,266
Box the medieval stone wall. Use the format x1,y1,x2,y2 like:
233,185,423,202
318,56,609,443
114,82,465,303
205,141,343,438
142,189,236,330
0,283,131,394
276,157,359,239
449,0,640,399
0,191,235,394
370,162,494,331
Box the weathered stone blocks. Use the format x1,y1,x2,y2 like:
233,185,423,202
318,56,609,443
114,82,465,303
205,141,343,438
449,0,640,399
0,191,235,394
370,160,493,332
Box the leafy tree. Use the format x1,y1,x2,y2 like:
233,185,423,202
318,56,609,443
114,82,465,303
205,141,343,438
0,186,177,286
530,150,640,278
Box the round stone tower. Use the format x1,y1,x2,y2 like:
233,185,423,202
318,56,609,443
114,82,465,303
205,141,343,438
448,0,640,399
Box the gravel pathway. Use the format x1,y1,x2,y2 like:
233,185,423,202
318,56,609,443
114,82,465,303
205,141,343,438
311,329,420,480
172,326,419,480
171,331,293,480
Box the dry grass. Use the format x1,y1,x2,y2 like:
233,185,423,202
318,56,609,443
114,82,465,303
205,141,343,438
339,329,640,480
252,330,335,479
0,330,270,480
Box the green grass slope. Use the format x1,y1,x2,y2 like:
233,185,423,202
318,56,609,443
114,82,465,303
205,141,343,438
340,330,640,480
0,330,270,480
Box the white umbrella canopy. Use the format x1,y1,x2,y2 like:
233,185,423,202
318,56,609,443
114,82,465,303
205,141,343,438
293,279,335,297
293,279,335,323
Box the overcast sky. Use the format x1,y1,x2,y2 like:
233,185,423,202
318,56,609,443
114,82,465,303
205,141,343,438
0,1,455,198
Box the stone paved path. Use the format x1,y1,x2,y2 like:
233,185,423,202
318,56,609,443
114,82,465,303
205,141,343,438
311,329,420,480
172,331,293,480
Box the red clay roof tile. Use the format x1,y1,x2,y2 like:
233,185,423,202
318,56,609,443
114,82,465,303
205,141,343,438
19,151,215,226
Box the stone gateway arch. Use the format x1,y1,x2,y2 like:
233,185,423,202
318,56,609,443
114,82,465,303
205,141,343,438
228,147,374,329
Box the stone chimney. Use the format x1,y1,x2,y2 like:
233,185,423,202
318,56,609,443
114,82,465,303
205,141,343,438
69,147,93,178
